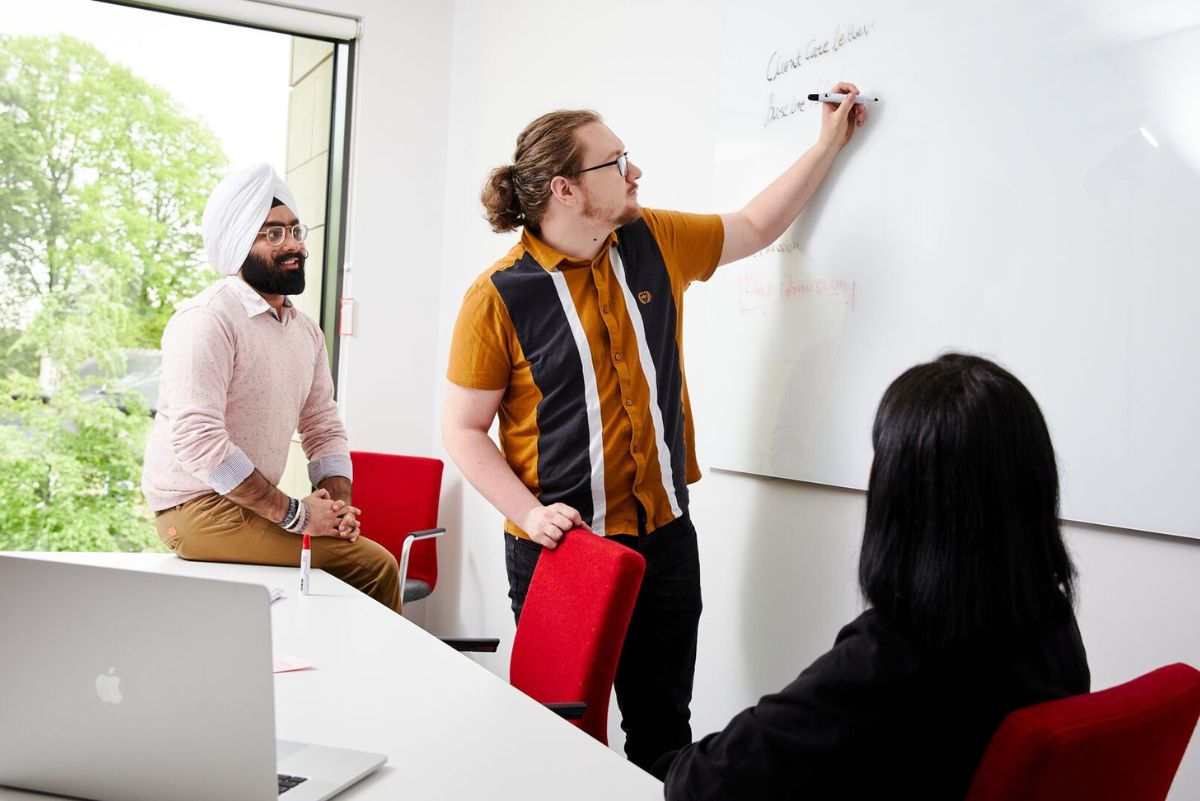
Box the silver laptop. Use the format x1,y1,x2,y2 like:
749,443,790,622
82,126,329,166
0,556,385,801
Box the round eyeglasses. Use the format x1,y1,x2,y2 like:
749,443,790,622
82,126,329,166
257,224,309,245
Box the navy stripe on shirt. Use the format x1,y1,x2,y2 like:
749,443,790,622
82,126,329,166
490,254,595,523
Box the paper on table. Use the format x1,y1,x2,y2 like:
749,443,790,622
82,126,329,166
272,651,314,674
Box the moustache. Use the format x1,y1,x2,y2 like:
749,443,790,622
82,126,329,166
274,250,307,268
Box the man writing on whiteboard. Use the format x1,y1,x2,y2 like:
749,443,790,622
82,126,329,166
443,82,867,771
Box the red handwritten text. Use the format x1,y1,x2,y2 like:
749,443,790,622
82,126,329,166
738,274,856,313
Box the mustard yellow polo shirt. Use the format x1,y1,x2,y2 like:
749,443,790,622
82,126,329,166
447,208,723,538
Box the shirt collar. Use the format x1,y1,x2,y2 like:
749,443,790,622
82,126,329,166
224,275,296,321
520,227,620,272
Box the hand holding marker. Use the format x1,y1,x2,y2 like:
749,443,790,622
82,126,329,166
808,92,880,104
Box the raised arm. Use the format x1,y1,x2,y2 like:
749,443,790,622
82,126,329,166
718,81,867,266
442,381,586,549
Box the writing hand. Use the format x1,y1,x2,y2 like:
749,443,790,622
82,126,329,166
819,80,867,150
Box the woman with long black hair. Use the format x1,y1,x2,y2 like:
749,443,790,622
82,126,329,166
657,353,1090,800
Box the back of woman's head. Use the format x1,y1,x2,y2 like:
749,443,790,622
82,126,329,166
859,353,1076,652
481,109,601,234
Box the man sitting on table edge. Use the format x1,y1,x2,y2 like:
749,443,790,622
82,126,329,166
141,163,401,614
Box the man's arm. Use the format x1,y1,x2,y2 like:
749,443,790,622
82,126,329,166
295,323,358,538
221,469,355,540
225,469,291,524
718,81,867,266
442,381,586,549
317,475,352,506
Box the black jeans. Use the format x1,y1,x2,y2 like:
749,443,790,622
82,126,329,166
504,512,703,772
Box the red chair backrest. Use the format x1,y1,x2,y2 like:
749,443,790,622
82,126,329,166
509,528,647,745
966,662,1200,801
348,451,443,590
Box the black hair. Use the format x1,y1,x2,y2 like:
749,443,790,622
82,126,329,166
270,196,285,208
858,353,1076,652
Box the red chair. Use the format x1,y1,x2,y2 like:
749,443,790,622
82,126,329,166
447,528,646,744
966,662,1200,801
349,451,444,605
508,527,646,744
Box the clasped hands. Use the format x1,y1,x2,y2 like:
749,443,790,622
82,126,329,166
303,488,362,542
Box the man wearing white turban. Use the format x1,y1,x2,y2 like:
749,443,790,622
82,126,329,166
142,164,401,613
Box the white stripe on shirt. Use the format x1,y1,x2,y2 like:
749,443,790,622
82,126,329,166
549,270,608,536
610,246,683,519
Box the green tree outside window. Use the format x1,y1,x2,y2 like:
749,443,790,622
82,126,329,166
0,34,227,552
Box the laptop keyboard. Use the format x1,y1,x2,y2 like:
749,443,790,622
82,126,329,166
278,773,309,794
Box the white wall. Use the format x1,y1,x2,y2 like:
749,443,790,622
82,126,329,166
293,1,1200,796
285,0,456,456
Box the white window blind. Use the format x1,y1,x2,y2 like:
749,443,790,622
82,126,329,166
110,0,359,42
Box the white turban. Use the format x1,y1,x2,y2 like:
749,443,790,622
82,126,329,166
202,163,300,276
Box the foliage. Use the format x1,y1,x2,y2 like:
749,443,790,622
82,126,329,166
0,34,229,552
0,376,161,552
0,33,226,370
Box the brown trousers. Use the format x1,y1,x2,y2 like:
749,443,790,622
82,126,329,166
155,493,402,614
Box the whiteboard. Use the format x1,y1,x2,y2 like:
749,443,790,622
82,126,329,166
705,0,1200,539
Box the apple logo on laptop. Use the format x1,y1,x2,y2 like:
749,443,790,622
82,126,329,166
94,667,123,704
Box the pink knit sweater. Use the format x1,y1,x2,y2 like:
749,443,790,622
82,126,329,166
142,277,349,511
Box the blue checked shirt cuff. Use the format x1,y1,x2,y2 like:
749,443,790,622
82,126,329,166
206,448,255,495
308,454,353,487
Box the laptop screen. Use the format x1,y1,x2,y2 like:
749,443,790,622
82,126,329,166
0,556,280,801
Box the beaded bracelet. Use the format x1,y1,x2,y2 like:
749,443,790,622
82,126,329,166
280,497,300,530
282,501,310,535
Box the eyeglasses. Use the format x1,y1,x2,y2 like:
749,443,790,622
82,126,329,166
577,152,628,178
257,224,309,245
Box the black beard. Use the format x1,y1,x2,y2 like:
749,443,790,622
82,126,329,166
240,249,306,295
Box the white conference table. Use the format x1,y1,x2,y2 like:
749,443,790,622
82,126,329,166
0,552,664,801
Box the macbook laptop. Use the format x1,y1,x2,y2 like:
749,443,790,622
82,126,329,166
0,555,385,801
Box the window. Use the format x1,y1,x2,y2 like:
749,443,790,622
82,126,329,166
0,0,352,551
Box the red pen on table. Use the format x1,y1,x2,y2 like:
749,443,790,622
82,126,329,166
300,533,311,595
